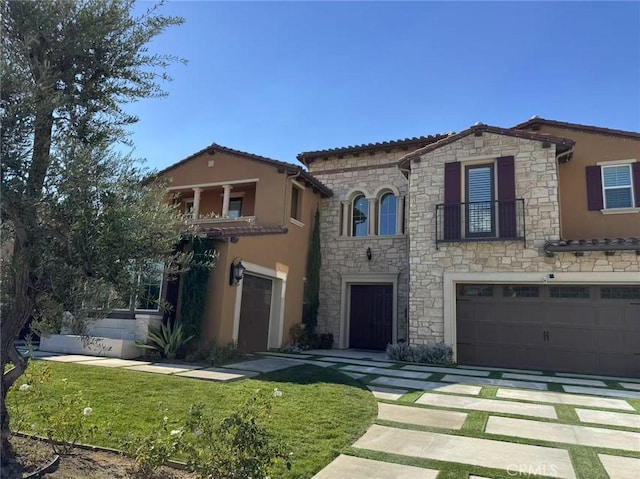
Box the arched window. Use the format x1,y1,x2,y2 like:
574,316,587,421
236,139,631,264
379,192,397,235
352,195,369,236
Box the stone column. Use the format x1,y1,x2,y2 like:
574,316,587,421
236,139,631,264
341,201,350,236
192,187,202,220
368,198,376,236
397,195,404,235
222,185,232,216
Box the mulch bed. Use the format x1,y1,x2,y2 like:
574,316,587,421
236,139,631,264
14,435,195,479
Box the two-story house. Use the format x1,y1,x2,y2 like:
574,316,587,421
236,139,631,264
302,119,639,377
401,120,639,377
156,143,332,352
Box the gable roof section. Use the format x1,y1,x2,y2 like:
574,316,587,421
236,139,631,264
297,134,449,167
514,118,640,140
398,124,575,168
155,143,333,198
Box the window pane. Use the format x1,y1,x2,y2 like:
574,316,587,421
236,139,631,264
352,196,368,236
605,188,633,209
601,287,640,300
379,193,397,235
291,186,300,220
603,166,631,188
228,198,242,218
550,287,590,299
458,285,493,297
136,263,164,310
467,167,493,203
503,286,540,298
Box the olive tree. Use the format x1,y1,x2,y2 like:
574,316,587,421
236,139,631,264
0,1,191,476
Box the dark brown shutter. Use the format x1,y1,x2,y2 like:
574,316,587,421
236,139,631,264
633,162,640,207
444,162,461,240
497,156,517,238
585,166,603,211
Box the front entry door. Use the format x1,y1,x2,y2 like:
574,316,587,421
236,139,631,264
349,284,393,350
237,274,272,352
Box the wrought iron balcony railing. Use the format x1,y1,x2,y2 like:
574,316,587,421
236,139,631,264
435,199,526,248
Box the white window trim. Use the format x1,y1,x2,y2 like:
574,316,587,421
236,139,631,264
600,163,635,210
289,217,305,228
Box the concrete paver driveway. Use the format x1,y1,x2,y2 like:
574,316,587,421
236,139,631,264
264,351,640,479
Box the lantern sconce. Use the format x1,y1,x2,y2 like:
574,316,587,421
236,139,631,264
229,258,246,286
366,247,372,261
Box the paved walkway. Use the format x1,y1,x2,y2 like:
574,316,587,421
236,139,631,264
263,350,640,479
22,346,640,477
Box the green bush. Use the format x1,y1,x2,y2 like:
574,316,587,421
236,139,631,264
183,392,291,479
138,319,194,360
121,408,183,477
386,342,453,364
185,340,246,366
288,324,333,350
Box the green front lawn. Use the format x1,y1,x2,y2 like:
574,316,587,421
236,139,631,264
8,361,378,479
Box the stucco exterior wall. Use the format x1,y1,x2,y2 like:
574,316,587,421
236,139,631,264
520,125,640,239
408,132,640,345
309,149,411,347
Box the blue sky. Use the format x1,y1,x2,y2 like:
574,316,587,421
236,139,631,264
126,1,640,171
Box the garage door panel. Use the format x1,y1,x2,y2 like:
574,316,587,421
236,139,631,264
598,353,640,377
548,327,597,352
546,349,600,375
546,304,596,326
456,283,638,377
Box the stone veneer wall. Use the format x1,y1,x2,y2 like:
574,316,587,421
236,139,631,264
408,132,640,345
309,149,412,347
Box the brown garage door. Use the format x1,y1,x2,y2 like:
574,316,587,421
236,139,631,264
456,284,640,377
237,274,272,353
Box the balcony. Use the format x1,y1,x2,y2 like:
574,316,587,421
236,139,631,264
435,199,526,248
171,182,257,225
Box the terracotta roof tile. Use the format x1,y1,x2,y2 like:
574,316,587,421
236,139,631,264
544,237,640,254
514,118,640,139
155,143,333,198
297,134,449,166
199,224,288,240
398,124,575,168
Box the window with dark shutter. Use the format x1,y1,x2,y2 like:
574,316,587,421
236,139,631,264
497,156,517,238
585,166,604,211
465,164,495,237
443,162,461,240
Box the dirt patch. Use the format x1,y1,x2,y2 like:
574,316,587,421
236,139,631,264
14,436,195,479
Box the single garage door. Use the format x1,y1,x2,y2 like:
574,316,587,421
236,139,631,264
456,284,640,377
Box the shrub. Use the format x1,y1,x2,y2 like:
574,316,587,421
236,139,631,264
121,409,183,477
138,318,194,360
183,392,291,479
386,342,453,365
185,340,246,366
288,324,333,350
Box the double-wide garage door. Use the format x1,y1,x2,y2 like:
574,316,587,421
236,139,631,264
456,284,640,377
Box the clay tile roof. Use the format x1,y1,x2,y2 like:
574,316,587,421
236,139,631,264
398,124,575,168
296,134,450,166
199,224,289,240
155,143,333,198
514,118,640,139
544,237,640,254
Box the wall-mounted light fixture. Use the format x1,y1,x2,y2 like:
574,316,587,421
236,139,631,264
229,258,246,286
366,247,372,261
